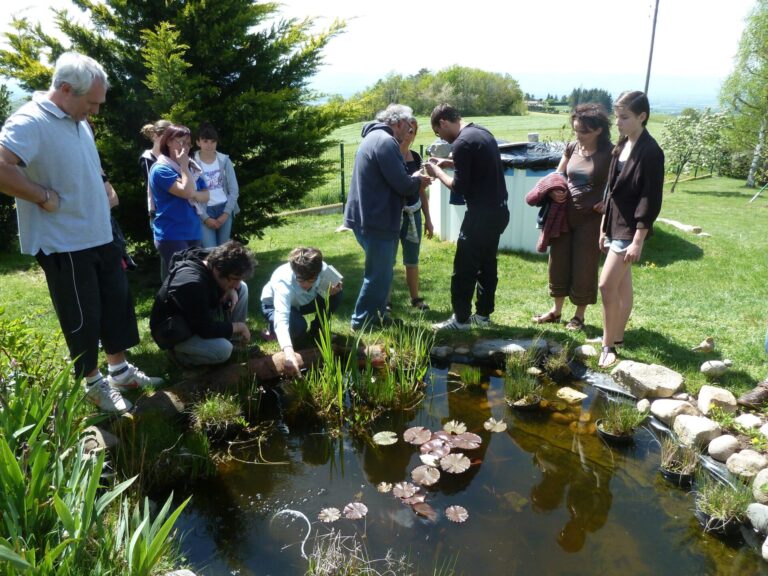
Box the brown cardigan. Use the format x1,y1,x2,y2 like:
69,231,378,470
602,129,665,240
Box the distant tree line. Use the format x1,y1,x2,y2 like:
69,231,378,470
568,88,613,112
341,66,526,120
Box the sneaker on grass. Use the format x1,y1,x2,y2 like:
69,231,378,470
469,314,491,327
85,378,132,413
432,315,471,331
107,363,164,391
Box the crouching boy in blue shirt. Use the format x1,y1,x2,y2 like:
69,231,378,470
260,247,343,375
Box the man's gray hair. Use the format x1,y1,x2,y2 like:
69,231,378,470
376,104,414,125
51,52,110,95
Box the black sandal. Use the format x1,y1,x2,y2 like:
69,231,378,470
411,297,430,311
565,316,584,331
598,346,618,369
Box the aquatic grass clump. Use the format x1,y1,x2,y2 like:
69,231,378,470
504,346,542,404
458,365,483,386
384,321,434,384
694,474,752,528
598,400,648,436
543,345,572,382
306,528,413,576
505,344,541,381
191,393,248,441
660,436,699,475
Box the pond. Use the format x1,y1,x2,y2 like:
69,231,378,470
174,366,767,575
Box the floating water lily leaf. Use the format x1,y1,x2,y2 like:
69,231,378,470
420,438,451,458
377,482,392,493
343,502,368,520
431,430,453,442
419,453,439,467
373,431,398,446
318,507,341,523
451,432,482,450
412,502,438,522
393,481,418,499
440,453,471,474
411,464,441,486
443,420,467,435
445,505,469,523
484,417,507,432
401,493,426,506
403,426,432,445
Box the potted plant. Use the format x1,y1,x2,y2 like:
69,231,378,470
595,400,647,444
504,374,543,410
191,393,248,443
693,474,751,537
658,436,698,487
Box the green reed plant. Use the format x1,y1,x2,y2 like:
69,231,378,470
383,321,434,384
694,474,752,525
505,345,541,381
458,365,482,387
504,373,542,404
599,400,648,436
191,394,247,433
659,436,699,475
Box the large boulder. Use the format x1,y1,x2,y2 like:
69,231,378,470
748,503,768,535
697,385,737,415
673,415,722,447
753,468,768,505
735,413,763,430
708,435,740,463
611,361,684,399
726,449,768,480
650,399,697,427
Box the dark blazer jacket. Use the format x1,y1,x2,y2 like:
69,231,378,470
602,129,665,240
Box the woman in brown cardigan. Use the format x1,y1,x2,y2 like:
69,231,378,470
597,91,665,368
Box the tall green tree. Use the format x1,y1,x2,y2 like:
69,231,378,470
720,0,768,187
0,1,347,240
658,108,728,192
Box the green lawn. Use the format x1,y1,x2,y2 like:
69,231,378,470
1,176,766,399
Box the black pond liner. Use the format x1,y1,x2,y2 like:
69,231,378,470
694,507,743,538
595,418,635,446
659,466,694,488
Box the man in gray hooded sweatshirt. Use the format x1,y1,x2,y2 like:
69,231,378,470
343,104,430,331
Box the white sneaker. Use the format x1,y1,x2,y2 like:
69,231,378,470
85,378,132,413
432,315,471,331
107,363,164,391
469,314,491,327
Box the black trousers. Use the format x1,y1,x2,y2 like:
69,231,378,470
451,205,510,322
36,243,140,378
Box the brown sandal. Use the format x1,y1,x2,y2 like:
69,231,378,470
598,346,618,369
565,316,585,331
532,311,562,324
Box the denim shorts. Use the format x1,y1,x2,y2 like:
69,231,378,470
604,237,632,253
398,209,422,266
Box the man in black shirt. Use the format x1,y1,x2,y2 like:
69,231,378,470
426,104,510,330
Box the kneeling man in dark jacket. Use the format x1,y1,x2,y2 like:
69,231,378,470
150,240,256,365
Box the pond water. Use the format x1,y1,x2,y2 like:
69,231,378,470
174,366,767,575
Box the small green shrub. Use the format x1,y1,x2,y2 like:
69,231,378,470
695,474,752,524
599,400,648,435
191,394,247,432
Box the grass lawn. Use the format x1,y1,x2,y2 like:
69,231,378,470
1,176,765,399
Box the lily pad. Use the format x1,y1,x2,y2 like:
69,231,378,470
411,464,441,486
403,426,432,445
445,505,469,523
419,453,440,467
483,417,507,432
443,420,467,435
431,430,453,442
377,482,392,493
343,502,368,520
318,507,341,523
401,493,426,506
420,438,451,458
373,431,398,446
393,481,418,499
440,453,471,474
451,432,482,450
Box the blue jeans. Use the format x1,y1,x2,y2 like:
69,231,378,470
201,202,233,248
351,229,398,329
173,282,249,366
261,290,343,339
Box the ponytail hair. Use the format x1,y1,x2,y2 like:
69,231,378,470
612,91,650,156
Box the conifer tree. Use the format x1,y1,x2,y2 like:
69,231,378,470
0,1,347,240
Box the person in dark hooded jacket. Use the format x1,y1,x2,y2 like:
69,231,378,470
342,104,430,331
150,240,255,365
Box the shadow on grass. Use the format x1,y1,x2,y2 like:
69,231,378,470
642,228,703,267
0,251,37,275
